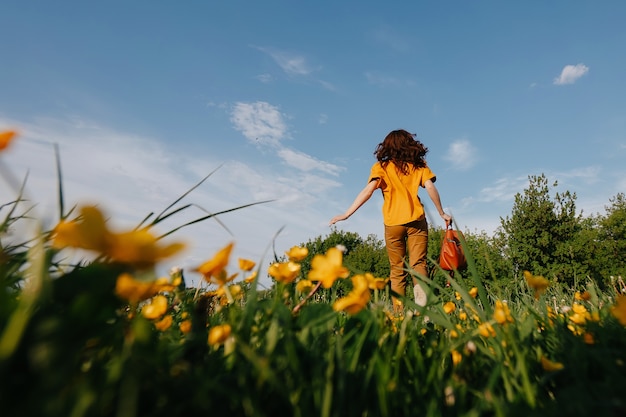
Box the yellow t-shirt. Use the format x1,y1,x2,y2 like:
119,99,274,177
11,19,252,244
368,161,436,226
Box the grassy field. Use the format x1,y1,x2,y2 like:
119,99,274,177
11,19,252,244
1,131,625,416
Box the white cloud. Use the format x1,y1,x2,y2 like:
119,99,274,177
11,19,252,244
230,101,287,147
553,63,589,85
256,73,273,83
277,147,344,176
472,176,529,204
0,116,337,288
443,139,477,171
372,26,412,53
255,46,315,76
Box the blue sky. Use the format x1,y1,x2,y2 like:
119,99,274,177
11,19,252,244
1,1,625,286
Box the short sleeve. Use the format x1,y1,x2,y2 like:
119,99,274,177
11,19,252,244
420,165,436,187
369,163,384,183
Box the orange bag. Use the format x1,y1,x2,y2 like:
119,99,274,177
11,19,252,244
439,226,467,271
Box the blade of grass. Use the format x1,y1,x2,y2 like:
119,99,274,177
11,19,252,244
157,200,273,239
54,143,66,219
145,164,223,228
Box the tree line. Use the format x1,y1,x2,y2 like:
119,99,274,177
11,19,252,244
291,174,626,292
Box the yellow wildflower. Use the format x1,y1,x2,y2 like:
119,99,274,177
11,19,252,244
459,311,468,321
540,356,564,372
285,246,309,262
238,258,256,271
179,320,192,334
569,303,590,325
115,273,176,304
443,301,456,314
469,287,478,298
611,295,626,326
108,229,184,268
0,130,17,152
295,279,314,294
478,323,496,338
209,270,238,289
455,292,462,301
364,273,387,290
194,243,234,285
154,315,173,331
333,274,371,315
141,295,169,320
493,300,514,325
208,324,232,346
308,247,350,288
524,270,550,299
268,261,301,284
451,350,462,366
53,206,185,268
244,270,258,283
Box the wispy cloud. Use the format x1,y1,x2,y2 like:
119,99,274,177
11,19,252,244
277,147,344,176
0,116,339,287
443,139,478,171
372,26,412,53
255,46,316,76
553,63,589,85
255,73,273,83
364,71,415,88
230,101,287,147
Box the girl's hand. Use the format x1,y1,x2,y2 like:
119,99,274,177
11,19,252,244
329,214,348,225
441,213,452,228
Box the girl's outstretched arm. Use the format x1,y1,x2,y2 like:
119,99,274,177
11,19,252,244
329,179,379,225
424,179,452,227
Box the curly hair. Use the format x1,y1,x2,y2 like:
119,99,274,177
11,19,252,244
374,129,429,174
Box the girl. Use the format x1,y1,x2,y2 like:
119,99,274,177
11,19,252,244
330,129,452,310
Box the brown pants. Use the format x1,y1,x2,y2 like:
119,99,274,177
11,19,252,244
384,218,428,306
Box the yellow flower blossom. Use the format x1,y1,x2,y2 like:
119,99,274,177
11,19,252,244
443,301,456,314
611,295,626,326
53,206,185,268
179,320,192,334
154,315,173,331
450,329,459,338
194,243,234,286
208,324,232,346
268,261,301,284
575,291,592,301
244,270,258,283
0,130,17,152
115,273,176,304
469,287,478,298
478,323,496,338
364,273,387,290
540,356,564,372
455,292,462,301
493,300,514,325
308,247,350,288
285,246,309,262
459,311,468,321
333,274,371,315
295,279,314,294
451,350,462,366
569,303,590,325
524,270,550,299
209,270,238,289
141,295,169,320
238,258,256,271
